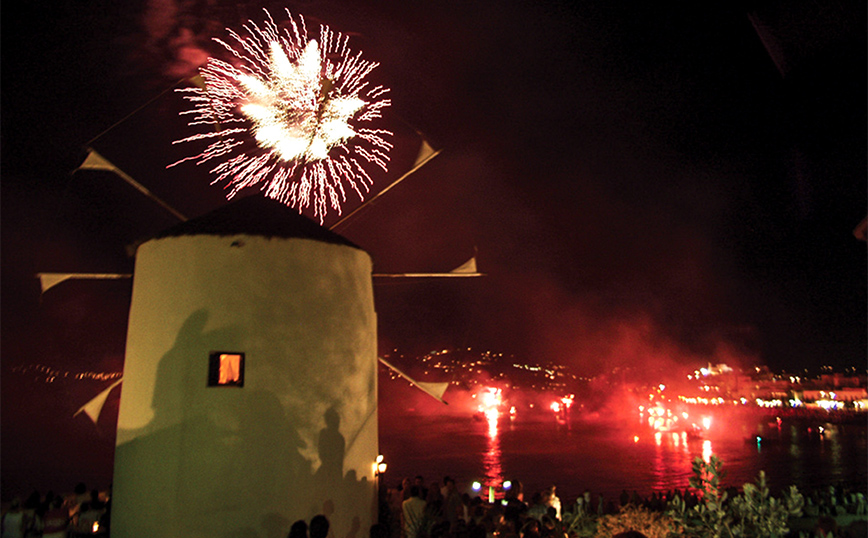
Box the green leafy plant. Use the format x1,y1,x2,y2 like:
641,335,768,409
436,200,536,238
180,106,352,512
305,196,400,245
667,456,803,538
561,499,598,538
728,473,804,538
593,505,681,538
668,455,732,537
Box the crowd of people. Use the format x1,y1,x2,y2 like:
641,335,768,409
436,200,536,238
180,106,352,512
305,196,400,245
381,474,582,538
378,474,868,538
1,483,110,538
3,476,865,538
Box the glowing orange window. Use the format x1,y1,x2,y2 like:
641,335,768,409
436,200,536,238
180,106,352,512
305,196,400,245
208,352,244,387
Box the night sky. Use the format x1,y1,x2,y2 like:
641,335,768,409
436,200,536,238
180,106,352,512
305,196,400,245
1,0,865,496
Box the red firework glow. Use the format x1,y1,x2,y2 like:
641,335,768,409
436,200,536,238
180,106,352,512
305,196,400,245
476,387,504,419
169,8,392,223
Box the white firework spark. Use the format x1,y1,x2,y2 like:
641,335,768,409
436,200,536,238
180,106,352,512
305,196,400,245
169,9,392,223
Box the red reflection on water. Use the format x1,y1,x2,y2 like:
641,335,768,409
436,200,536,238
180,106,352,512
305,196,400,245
651,430,695,491
702,439,713,463
474,387,506,492
652,431,665,491
482,408,504,492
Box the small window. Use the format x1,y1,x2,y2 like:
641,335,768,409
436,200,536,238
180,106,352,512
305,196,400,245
208,352,245,387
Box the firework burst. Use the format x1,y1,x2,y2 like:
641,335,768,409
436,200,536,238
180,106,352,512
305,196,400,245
169,9,392,223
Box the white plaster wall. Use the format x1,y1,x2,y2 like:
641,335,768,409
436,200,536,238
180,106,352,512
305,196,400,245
113,234,378,538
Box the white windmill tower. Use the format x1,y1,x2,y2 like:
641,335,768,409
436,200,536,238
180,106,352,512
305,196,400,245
111,195,379,538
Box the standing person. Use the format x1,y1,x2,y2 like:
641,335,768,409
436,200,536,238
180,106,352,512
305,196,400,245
22,491,41,538
402,486,427,538
1,498,26,538
505,480,524,504
387,484,405,538
619,490,630,509
442,477,462,531
526,492,548,521
425,482,443,519
71,483,88,520
545,486,561,520
401,478,413,501
41,497,69,538
413,476,428,501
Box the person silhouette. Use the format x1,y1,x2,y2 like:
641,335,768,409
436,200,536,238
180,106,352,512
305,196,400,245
317,407,345,486
288,519,308,538
310,515,330,538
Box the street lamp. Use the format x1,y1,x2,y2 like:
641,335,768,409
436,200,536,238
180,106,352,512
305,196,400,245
375,454,387,475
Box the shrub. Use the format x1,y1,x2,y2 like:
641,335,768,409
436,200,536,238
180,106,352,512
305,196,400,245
667,455,803,538
593,505,682,538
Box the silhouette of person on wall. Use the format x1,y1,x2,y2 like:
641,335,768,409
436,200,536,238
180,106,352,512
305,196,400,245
317,407,345,487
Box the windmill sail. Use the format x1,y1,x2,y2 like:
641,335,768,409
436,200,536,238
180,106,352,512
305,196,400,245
378,357,449,405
